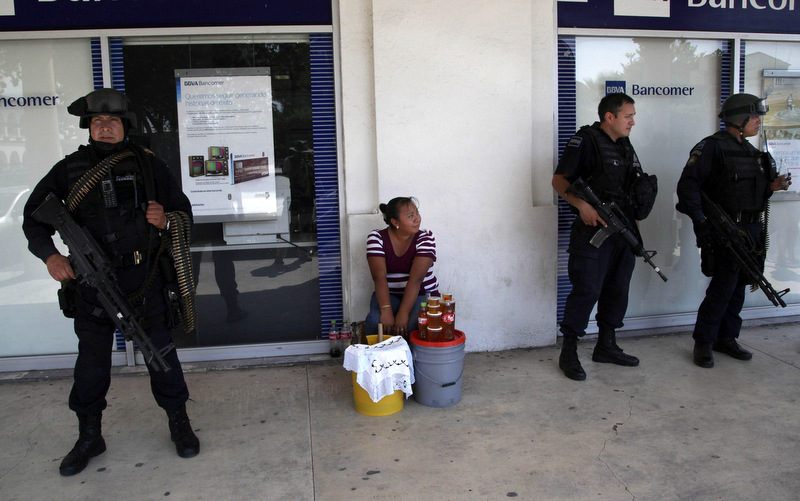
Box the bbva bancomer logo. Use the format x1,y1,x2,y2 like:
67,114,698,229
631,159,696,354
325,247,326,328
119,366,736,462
183,80,225,87
606,80,696,96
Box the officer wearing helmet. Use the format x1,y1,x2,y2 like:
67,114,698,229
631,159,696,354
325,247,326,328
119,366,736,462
676,93,791,369
22,88,200,476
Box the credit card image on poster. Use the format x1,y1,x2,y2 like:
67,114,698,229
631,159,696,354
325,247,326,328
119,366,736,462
233,157,269,185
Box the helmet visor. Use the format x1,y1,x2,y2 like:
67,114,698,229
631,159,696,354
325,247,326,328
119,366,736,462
85,89,128,114
754,98,769,115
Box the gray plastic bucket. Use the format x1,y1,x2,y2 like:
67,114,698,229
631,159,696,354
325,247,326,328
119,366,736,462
410,330,466,408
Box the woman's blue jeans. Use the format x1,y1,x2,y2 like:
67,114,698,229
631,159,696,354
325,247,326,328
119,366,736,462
364,292,427,336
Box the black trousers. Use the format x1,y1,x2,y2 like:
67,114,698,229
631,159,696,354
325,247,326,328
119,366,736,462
692,222,762,344
68,310,189,416
560,229,636,338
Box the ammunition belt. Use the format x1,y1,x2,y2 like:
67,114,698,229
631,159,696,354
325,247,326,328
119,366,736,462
66,150,135,212
165,210,197,333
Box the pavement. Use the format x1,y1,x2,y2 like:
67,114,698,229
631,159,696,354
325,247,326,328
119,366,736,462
0,322,798,501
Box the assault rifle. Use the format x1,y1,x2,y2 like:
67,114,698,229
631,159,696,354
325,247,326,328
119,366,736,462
569,178,668,282
32,193,172,371
700,192,788,307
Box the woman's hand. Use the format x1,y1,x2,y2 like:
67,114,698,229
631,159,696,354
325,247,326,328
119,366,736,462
379,308,395,333
391,311,410,337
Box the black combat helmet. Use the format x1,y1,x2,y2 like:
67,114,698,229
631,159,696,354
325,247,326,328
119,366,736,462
718,93,768,124
67,88,138,130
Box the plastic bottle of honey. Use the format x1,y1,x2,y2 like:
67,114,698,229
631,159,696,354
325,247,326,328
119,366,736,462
426,296,442,342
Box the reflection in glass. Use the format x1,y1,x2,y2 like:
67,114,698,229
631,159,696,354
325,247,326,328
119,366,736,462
745,41,800,307
123,39,321,346
177,246,319,348
0,39,94,357
570,37,732,318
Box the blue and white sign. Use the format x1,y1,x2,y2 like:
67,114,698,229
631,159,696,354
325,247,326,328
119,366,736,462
0,0,332,31
606,80,697,97
559,0,799,34
605,80,627,94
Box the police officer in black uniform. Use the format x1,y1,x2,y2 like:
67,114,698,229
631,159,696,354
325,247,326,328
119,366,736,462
676,93,791,368
552,93,649,381
22,88,200,476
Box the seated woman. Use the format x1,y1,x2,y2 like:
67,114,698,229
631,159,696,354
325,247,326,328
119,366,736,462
365,197,439,339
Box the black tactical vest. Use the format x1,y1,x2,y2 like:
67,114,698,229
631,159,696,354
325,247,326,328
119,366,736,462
705,130,768,215
579,123,638,213
65,146,156,268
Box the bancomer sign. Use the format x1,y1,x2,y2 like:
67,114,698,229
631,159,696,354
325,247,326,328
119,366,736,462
0,95,58,107
689,0,795,9
559,0,800,35
606,80,696,96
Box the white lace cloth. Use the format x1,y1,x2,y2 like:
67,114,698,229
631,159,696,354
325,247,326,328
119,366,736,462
343,336,414,402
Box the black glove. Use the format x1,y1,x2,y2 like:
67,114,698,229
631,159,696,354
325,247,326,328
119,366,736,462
693,219,714,248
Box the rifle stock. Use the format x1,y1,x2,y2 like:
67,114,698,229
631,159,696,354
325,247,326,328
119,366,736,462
700,192,788,307
569,178,668,282
32,192,172,371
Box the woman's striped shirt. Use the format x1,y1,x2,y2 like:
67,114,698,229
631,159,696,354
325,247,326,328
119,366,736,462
366,228,439,296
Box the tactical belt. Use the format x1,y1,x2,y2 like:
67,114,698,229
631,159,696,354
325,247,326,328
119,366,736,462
113,250,144,267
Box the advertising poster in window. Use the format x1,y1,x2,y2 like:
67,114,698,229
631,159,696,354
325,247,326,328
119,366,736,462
175,68,277,222
763,70,800,198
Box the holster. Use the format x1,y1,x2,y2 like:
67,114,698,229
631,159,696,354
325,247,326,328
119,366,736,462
58,279,78,318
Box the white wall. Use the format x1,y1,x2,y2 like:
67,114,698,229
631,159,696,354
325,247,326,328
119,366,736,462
338,0,558,351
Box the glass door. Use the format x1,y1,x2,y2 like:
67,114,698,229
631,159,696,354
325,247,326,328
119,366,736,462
122,35,341,351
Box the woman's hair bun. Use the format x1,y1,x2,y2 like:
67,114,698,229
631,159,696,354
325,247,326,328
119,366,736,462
379,197,416,226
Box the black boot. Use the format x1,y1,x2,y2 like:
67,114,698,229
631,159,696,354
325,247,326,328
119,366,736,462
167,405,200,458
712,338,752,361
59,413,106,476
559,334,586,381
592,329,639,367
693,341,714,368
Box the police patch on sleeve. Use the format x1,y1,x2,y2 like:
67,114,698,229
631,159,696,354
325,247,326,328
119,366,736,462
567,136,583,149
690,140,706,156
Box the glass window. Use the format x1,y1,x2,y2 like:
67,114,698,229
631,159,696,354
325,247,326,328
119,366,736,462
561,37,752,319
0,39,94,357
122,36,323,348
745,41,800,305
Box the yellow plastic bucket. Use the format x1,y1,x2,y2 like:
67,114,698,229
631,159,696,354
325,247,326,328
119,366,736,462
352,373,404,416
350,335,404,416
